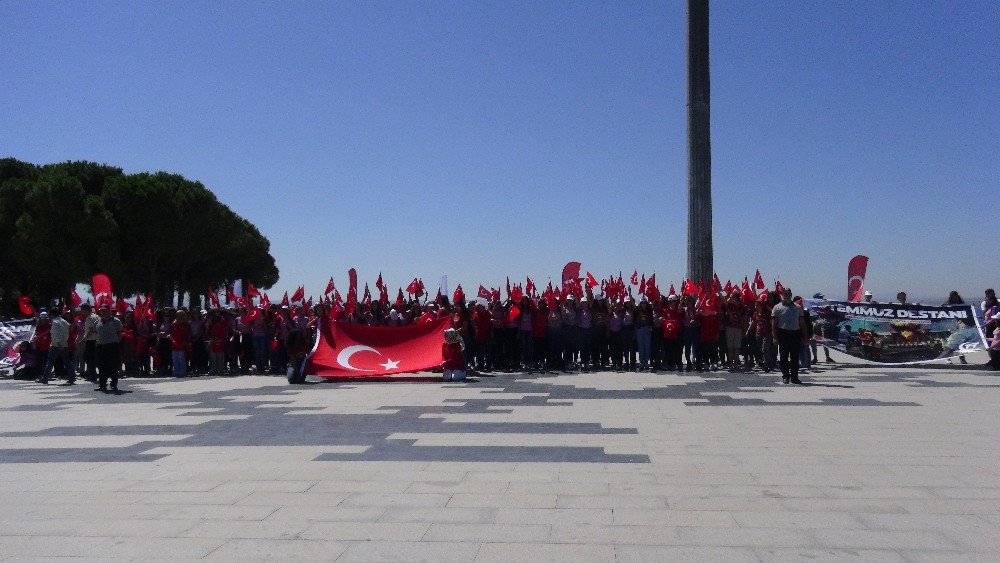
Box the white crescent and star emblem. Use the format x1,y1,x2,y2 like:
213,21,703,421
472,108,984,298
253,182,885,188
336,345,400,372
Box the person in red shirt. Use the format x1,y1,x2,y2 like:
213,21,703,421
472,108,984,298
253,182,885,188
206,311,230,375
661,295,683,371
441,328,466,381
169,310,191,377
698,304,720,371
723,295,746,372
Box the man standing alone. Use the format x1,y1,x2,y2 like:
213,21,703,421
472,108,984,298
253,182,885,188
771,289,807,385
94,305,124,392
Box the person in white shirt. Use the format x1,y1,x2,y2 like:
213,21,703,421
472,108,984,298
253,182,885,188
41,307,76,385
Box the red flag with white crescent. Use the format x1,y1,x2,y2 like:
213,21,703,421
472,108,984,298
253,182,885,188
562,261,581,287
847,255,869,302
305,317,450,377
346,268,358,314
92,273,113,308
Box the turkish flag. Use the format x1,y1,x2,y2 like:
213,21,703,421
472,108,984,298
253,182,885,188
525,277,535,297
303,317,451,377
346,268,358,314
406,278,420,295
491,288,500,302
477,285,490,300
362,283,372,306
70,290,82,308
395,288,405,308
585,272,599,289
291,286,305,303
209,287,220,308
92,273,113,308
507,304,521,323
281,291,289,307
754,269,765,290
630,271,639,286
261,293,271,309
18,294,34,316
115,295,129,315
668,284,676,296
562,261,581,287
775,280,785,294
453,284,465,303
847,255,869,302
246,281,260,298
742,279,755,305
324,277,335,296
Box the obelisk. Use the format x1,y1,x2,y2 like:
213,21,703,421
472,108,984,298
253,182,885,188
686,0,713,283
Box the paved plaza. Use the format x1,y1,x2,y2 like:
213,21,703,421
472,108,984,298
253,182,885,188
1,357,998,561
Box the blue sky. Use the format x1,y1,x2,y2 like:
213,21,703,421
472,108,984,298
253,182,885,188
2,1,997,304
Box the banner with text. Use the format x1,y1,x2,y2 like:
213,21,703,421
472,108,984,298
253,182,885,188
805,301,986,364
0,320,36,372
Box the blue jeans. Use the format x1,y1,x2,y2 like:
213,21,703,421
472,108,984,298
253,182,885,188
636,327,651,367
172,350,187,377
253,334,269,372
682,325,700,366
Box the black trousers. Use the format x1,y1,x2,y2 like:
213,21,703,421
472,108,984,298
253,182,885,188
84,340,98,378
777,329,803,380
663,338,682,368
96,342,121,390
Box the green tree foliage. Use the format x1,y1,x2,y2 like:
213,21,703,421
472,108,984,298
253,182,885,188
0,158,279,315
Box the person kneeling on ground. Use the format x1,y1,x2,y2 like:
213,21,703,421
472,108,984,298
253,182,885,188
442,328,466,381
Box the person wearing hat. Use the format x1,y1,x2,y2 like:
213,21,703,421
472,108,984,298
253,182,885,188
31,311,52,383
661,295,683,371
809,293,835,363
80,303,100,381
442,328,467,381
560,297,578,371
863,291,877,304
94,305,124,392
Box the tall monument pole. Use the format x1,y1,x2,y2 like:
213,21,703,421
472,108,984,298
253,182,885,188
686,0,713,283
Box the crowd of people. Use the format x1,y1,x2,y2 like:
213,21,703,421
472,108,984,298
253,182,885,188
7,286,1000,392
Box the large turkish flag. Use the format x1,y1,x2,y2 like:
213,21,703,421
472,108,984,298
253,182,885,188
305,317,450,377
847,255,869,302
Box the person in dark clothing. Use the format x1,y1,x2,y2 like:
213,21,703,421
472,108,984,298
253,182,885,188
771,289,807,385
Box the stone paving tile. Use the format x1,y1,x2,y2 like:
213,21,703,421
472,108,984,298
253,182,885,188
616,545,758,562
1,364,999,560
378,506,497,524
204,538,350,560
336,540,481,562
755,547,907,561
88,536,226,559
475,542,615,562
300,521,431,541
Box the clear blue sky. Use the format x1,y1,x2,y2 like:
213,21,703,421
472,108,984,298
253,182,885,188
3,1,997,304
